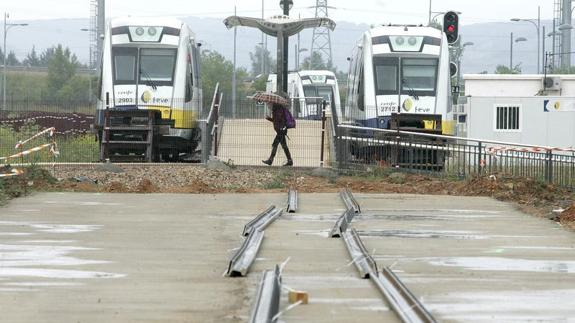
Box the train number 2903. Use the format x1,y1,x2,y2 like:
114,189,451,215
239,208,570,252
117,98,134,104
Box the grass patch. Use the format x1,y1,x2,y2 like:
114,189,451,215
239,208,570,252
0,165,57,205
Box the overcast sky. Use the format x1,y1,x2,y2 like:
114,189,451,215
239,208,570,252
3,0,556,25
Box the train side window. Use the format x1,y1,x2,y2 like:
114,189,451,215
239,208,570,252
185,45,193,102
193,46,201,86
358,66,364,111
185,58,192,102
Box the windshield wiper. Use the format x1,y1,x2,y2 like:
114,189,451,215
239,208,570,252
402,78,419,100
140,68,157,90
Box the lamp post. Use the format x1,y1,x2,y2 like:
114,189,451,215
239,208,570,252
3,13,28,110
510,33,527,71
511,6,541,73
297,47,308,70
457,42,473,90
428,0,432,25
558,23,574,69
280,0,293,95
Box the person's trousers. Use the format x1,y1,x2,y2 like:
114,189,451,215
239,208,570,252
269,129,292,161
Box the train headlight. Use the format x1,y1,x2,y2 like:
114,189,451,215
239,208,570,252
408,37,417,46
395,36,405,45
135,27,145,36
148,27,157,36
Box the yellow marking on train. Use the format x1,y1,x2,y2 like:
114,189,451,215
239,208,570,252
144,106,197,129
442,120,456,135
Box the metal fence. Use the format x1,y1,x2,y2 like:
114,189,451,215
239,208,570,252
211,97,331,168
335,124,575,189
0,100,98,164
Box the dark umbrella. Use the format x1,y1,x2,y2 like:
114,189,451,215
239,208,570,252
250,91,289,107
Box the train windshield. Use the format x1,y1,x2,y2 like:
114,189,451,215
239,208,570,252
303,85,335,104
401,58,438,94
139,49,177,85
112,47,176,86
374,57,438,96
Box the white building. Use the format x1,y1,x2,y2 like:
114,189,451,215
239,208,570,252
461,74,575,148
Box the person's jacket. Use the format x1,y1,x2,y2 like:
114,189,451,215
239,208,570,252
267,106,287,132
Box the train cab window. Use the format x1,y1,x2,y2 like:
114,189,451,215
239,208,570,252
317,87,334,105
373,57,399,96
401,58,438,95
139,49,177,85
113,48,137,84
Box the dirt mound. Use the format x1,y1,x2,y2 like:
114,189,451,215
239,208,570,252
105,181,128,193
136,179,156,193
560,204,575,229
171,180,222,194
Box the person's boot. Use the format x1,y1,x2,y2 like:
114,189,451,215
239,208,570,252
262,159,273,166
283,159,293,166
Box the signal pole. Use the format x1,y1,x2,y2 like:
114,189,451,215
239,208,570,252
281,0,291,94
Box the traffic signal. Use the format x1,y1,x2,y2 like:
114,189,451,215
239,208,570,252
443,11,459,44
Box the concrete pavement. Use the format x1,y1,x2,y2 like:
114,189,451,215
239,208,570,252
0,192,574,322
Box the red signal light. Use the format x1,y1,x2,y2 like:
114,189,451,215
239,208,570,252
447,25,455,33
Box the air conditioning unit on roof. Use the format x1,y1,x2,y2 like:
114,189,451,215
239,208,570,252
543,77,562,91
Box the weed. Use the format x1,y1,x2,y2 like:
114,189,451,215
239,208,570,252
262,176,286,190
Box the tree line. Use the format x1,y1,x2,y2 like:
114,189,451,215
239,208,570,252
5,44,348,106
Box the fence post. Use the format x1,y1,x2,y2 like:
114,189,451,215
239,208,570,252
320,100,327,168
545,150,553,184
477,141,483,175
336,125,345,170
213,99,220,157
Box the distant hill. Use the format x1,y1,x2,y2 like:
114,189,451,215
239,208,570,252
8,16,556,75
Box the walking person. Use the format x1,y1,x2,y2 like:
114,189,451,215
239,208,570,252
262,103,293,166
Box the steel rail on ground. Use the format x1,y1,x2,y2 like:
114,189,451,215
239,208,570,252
329,208,356,238
248,265,282,323
227,206,282,277
226,229,264,277
342,228,378,279
286,188,298,213
372,267,437,323
340,188,361,213
334,192,437,323
242,206,282,237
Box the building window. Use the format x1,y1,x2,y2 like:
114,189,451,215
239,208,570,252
495,105,521,131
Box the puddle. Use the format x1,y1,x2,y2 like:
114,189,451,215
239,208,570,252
428,257,575,273
4,282,83,287
484,246,575,254
76,202,122,206
283,214,340,222
20,240,77,244
0,244,105,267
0,221,124,292
364,208,501,215
30,224,102,234
0,233,34,236
293,230,330,238
359,214,452,221
359,230,487,240
0,268,125,279
0,288,39,292
286,275,372,290
427,289,575,322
